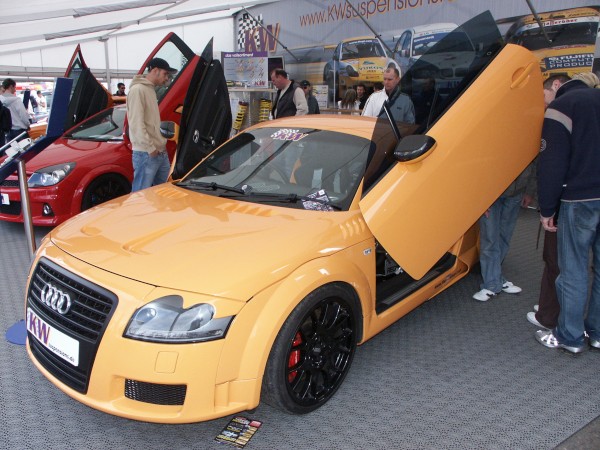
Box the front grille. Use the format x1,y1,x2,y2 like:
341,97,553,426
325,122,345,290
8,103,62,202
27,258,118,393
0,179,19,187
0,200,21,216
125,379,187,405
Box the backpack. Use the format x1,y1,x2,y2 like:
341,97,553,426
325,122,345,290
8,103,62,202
0,101,12,133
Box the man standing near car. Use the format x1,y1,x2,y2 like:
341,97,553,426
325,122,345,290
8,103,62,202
1,78,30,142
270,69,308,119
361,67,415,124
535,74,600,354
127,58,176,192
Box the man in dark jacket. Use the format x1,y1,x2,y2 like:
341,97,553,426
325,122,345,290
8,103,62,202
536,77,600,354
270,69,308,119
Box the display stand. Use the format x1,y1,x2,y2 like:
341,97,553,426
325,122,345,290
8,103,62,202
229,87,276,133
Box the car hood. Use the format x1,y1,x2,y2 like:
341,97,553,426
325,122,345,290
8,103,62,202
22,138,122,173
49,184,368,301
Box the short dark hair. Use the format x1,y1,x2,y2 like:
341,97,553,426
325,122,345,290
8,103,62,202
385,67,400,78
2,78,16,90
357,83,367,90
271,68,288,78
117,82,125,89
543,74,570,89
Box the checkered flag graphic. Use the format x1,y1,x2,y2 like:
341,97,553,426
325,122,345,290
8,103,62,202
237,13,263,50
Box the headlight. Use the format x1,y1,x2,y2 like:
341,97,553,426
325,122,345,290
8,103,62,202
28,163,76,187
124,295,234,343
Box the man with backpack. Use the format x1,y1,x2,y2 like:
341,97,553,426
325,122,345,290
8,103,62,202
1,79,30,142
0,98,11,146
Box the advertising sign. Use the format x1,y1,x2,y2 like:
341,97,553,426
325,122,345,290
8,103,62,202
223,51,269,87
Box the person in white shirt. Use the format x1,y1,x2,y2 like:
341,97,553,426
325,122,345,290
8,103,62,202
1,78,30,141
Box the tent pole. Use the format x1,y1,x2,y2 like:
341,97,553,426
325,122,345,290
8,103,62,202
99,37,111,89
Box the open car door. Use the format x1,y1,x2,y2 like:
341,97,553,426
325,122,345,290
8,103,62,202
170,39,232,179
359,11,545,280
63,45,112,130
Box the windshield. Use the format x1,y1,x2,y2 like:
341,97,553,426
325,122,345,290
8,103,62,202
412,32,450,56
342,39,385,59
65,107,125,141
508,21,598,51
180,127,372,211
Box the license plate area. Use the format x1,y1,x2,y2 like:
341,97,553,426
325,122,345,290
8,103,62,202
27,307,80,367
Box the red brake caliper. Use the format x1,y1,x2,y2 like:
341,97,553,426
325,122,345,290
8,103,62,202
288,332,303,383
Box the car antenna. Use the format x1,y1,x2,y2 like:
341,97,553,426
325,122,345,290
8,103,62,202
344,0,394,55
241,7,301,62
524,0,552,45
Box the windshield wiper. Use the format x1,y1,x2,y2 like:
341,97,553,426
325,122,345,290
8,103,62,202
176,180,246,194
229,192,342,211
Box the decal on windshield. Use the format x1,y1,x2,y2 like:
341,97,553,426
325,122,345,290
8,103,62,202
271,129,308,141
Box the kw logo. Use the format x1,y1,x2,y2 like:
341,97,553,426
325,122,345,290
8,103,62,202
27,310,51,345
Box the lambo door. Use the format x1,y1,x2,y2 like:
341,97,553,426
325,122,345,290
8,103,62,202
360,11,545,279
171,39,232,179
63,45,113,130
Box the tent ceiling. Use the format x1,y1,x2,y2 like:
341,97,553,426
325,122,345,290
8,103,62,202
0,0,277,54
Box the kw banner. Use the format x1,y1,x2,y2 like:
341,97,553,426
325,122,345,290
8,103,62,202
236,0,600,104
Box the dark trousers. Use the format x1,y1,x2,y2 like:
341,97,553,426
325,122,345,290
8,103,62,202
536,229,560,328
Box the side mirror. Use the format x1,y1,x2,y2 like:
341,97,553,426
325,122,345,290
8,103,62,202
160,121,177,140
394,135,436,163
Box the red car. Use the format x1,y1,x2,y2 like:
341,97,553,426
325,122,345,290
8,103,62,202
0,33,206,226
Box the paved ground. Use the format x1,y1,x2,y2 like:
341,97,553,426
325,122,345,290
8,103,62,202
1,209,598,449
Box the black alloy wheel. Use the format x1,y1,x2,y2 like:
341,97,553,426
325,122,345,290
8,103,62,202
81,174,131,211
262,284,358,414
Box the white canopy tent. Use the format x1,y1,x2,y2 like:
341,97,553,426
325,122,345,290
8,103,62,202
0,0,279,89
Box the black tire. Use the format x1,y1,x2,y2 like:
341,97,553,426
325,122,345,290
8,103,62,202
261,284,358,414
81,174,131,211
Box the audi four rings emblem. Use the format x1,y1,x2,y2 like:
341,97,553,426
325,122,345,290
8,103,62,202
40,283,72,315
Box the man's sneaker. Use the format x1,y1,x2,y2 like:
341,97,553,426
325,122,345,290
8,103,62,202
535,329,585,354
502,281,522,294
473,289,497,301
534,304,539,312
590,338,600,349
527,311,548,329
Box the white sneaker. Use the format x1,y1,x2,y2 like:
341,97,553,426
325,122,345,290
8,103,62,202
534,304,539,312
473,288,497,301
502,281,522,294
527,311,548,329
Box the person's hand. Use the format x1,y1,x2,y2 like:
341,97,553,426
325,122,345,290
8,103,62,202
540,214,557,232
149,150,159,157
521,194,534,208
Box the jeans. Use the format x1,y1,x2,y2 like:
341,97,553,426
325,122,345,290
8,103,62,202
131,151,170,192
554,200,600,347
478,194,523,292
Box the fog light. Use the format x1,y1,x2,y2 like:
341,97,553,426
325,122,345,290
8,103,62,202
42,204,54,216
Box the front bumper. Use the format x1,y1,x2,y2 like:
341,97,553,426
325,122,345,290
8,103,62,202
0,181,73,226
25,246,258,423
